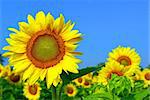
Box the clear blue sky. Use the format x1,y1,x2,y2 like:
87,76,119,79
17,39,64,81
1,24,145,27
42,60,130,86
0,0,149,68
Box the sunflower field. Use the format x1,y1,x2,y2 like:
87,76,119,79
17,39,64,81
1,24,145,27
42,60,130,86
0,11,150,100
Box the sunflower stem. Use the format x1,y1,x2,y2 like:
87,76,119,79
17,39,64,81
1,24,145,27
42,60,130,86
52,85,57,100
58,83,64,100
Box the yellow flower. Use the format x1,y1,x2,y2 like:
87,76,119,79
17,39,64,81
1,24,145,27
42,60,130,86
140,68,150,87
1,65,11,77
107,46,141,72
3,11,82,88
23,82,41,100
82,73,93,80
65,84,77,97
98,61,126,85
74,77,85,86
82,79,91,88
7,71,22,85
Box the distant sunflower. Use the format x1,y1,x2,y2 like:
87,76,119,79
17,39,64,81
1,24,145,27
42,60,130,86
7,72,22,85
82,73,93,80
2,65,11,77
82,79,91,88
3,11,82,88
140,68,150,87
65,84,77,97
98,61,126,85
23,82,41,100
74,77,85,86
107,46,141,72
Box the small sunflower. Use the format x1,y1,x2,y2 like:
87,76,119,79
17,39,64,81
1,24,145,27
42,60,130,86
98,61,126,85
140,68,150,87
82,73,93,80
1,65,11,77
73,77,85,86
65,84,77,97
7,71,22,85
107,46,141,72
23,82,41,100
82,79,91,88
3,11,82,88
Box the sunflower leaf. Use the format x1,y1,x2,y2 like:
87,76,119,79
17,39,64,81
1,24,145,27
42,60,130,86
60,63,104,85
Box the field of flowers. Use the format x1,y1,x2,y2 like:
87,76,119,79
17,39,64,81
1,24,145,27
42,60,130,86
0,11,150,100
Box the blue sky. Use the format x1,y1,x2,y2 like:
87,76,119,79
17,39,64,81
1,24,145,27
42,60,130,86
0,0,149,68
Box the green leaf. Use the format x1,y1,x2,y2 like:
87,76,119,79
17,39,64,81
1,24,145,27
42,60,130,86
60,64,104,85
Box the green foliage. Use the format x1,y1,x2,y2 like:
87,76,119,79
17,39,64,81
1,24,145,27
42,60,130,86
0,78,26,100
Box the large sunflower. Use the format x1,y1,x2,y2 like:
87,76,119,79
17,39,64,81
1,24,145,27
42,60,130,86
65,84,77,97
107,46,141,73
23,82,41,100
98,61,127,85
3,11,82,88
140,68,150,87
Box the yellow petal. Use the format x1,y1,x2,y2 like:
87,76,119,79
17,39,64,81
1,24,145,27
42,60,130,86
22,64,35,81
6,38,25,46
14,59,31,73
28,68,41,84
27,14,35,24
2,52,14,57
35,11,46,29
9,54,27,65
3,46,26,53
46,12,54,31
46,68,59,88
40,69,47,81
18,22,29,33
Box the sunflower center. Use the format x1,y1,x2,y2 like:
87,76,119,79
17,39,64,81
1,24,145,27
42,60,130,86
32,35,59,62
78,78,83,83
29,85,38,95
107,71,123,79
27,30,65,69
145,73,150,80
84,81,90,86
0,69,2,73
67,87,74,94
117,56,131,66
9,73,20,83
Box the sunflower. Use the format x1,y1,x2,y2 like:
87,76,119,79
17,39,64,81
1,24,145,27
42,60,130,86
65,84,77,97
7,71,22,85
23,82,41,100
3,11,82,88
82,79,91,88
73,77,85,86
1,65,11,77
98,61,127,85
82,73,93,80
140,68,150,87
107,46,141,72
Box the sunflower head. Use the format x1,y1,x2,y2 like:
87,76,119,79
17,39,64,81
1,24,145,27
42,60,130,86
8,71,22,85
65,84,77,97
108,46,141,70
3,11,82,88
140,68,150,87
73,77,85,86
98,61,125,85
23,82,41,99
82,79,91,88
